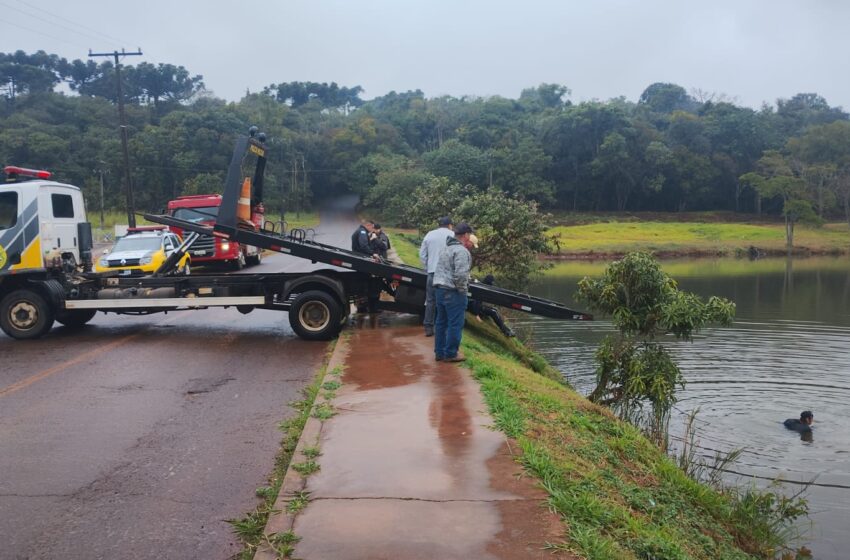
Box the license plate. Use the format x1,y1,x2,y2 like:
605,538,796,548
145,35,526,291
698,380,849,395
194,250,207,256
120,270,132,276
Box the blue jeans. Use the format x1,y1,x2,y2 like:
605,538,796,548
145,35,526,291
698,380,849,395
423,273,436,331
434,287,467,359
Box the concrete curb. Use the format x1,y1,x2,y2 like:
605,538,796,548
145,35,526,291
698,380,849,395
254,335,350,560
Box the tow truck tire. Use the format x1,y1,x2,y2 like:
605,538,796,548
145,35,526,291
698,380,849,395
289,290,343,341
0,289,56,339
56,309,97,328
247,249,262,266
232,249,246,271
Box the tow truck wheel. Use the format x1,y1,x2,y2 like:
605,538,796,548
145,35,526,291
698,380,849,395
56,309,97,328
246,249,262,266
0,289,55,340
232,249,246,271
289,290,343,341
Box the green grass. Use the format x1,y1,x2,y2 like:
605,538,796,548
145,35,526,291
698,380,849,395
291,459,320,476
386,228,423,267
266,211,320,231
286,491,310,515
459,324,809,559
267,530,301,558
311,402,336,420
548,221,850,256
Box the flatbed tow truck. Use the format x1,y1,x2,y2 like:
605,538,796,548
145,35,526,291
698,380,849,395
0,129,591,342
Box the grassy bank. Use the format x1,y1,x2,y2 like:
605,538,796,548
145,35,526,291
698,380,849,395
389,231,807,558
461,320,808,559
386,228,422,266
548,221,850,258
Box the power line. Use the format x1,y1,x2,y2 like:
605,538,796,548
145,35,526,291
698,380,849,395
0,16,90,49
0,2,109,47
16,0,131,47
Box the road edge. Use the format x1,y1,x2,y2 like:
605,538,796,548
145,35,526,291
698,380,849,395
254,334,349,560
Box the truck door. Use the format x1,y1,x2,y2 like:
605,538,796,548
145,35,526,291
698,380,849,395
0,189,23,272
39,186,83,265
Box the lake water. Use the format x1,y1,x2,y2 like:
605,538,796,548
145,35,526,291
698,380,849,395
510,256,850,559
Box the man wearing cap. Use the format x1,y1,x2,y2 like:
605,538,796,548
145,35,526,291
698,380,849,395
419,216,454,336
433,222,474,362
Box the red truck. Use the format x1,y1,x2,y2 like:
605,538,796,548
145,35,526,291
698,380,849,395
167,194,263,269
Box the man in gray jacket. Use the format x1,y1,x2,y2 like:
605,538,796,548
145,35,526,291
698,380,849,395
419,216,454,336
433,222,474,362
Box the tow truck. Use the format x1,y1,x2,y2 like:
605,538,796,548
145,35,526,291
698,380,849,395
0,130,591,342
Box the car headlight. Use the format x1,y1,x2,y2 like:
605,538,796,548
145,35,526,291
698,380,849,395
99,257,109,267
221,242,230,251
140,255,153,265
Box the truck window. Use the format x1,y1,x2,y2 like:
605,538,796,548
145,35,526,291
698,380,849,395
0,192,17,229
51,193,75,218
172,206,219,222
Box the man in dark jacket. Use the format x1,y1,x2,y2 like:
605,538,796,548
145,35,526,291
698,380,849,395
369,223,390,259
351,221,376,257
433,222,474,362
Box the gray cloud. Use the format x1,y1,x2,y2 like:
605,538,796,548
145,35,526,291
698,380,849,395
2,0,848,109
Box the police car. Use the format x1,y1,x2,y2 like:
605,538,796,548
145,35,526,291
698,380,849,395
96,227,191,276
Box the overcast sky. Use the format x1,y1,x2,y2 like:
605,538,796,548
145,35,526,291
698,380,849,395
2,0,848,110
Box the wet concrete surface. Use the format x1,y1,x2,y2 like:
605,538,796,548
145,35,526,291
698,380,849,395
291,324,570,560
0,196,365,559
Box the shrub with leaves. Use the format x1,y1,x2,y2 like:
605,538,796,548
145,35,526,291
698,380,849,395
577,252,735,442
407,181,555,289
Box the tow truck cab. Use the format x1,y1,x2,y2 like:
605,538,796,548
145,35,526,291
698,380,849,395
167,194,261,269
0,166,91,274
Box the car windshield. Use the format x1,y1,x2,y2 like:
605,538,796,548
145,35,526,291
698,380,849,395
173,206,219,222
112,236,162,252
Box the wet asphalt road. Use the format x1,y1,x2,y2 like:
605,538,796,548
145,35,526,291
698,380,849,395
0,197,359,559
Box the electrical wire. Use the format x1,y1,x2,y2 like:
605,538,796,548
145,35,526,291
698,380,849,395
16,0,133,47
0,2,108,47
0,16,90,50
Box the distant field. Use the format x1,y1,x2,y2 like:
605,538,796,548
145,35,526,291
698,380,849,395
548,221,850,256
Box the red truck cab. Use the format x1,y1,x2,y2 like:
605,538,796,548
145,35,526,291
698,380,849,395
167,194,262,269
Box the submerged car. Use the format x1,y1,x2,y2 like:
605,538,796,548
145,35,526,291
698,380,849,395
95,227,190,276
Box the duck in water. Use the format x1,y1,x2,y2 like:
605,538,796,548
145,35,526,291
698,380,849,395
784,411,814,436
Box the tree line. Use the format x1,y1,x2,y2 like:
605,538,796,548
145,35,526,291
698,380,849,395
3,49,850,230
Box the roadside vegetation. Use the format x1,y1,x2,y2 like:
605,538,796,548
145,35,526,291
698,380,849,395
462,321,810,559
227,344,334,560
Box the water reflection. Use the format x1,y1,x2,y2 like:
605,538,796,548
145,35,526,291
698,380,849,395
512,256,850,560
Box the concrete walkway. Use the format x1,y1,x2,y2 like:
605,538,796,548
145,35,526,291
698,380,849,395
257,319,568,560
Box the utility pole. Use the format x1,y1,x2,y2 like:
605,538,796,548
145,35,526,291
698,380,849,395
96,166,107,229
88,48,142,228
